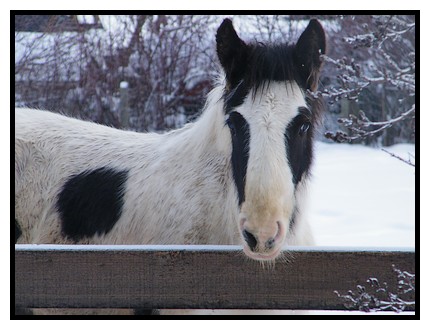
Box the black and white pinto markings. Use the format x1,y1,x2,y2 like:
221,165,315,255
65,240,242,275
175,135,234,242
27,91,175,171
15,18,326,315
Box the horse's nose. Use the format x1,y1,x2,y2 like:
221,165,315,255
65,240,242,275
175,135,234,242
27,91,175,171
242,229,258,251
241,223,280,252
265,237,276,250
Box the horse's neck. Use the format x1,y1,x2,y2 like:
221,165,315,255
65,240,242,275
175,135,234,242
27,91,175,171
161,85,230,160
154,86,240,244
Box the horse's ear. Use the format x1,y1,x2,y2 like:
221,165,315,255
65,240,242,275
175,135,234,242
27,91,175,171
216,18,248,90
294,19,326,91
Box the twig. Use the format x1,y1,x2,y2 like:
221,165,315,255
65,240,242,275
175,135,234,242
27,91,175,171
381,148,415,167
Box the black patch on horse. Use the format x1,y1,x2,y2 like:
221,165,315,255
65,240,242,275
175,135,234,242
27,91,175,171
226,111,250,205
56,167,128,241
285,106,315,185
223,80,250,115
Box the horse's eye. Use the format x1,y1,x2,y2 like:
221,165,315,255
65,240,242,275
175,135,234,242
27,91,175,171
299,122,310,136
226,118,236,136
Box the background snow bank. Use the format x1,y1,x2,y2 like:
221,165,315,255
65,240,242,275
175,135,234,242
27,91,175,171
309,142,415,248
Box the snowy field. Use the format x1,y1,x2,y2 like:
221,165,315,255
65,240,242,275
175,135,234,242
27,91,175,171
308,142,415,249
306,142,415,316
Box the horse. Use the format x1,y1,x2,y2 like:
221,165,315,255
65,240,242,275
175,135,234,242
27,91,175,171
15,18,326,315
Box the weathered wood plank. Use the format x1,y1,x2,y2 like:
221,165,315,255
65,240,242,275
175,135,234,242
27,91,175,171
15,245,415,311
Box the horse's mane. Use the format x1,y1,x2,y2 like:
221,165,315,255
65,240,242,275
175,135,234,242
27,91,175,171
246,42,298,96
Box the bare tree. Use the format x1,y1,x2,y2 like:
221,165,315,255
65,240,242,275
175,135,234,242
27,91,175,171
15,15,217,131
125,15,216,131
15,14,416,153
318,15,415,152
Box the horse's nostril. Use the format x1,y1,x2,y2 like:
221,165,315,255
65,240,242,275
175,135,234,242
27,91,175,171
265,237,275,250
242,229,258,251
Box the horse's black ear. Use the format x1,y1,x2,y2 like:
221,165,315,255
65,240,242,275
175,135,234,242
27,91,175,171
216,18,248,90
294,19,326,91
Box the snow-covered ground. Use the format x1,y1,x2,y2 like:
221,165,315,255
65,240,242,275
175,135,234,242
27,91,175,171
309,142,415,248
306,142,415,316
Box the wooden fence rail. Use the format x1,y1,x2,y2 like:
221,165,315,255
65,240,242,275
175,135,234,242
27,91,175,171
15,245,415,311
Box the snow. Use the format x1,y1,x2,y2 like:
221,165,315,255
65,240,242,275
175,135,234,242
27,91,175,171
15,244,413,253
309,142,415,248
306,142,416,316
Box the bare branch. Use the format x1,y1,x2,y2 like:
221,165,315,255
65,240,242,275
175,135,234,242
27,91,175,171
322,15,415,147
381,148,415,167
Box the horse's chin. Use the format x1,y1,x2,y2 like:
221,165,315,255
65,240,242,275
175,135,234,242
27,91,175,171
243,245,283,261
